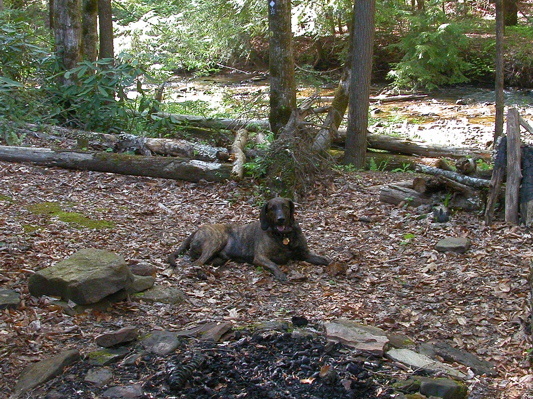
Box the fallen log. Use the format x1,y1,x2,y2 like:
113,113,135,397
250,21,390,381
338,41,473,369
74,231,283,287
0,146,231,182
379,184,432,207
365,133,491,160
14,124,230,162
415,164,490,189
153,113,270,132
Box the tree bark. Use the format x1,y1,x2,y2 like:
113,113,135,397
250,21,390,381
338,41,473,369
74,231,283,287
520,146,533,227
494,0,505,141
344,0,376,168
0,146,231,182
505,108,522,224
268,0,296,135
98,0,114,60
504,0,518,26
484,136,507,225
53,0,82,84
82,0,98,61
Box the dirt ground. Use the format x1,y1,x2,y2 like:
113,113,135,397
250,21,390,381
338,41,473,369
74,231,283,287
0,158,532,398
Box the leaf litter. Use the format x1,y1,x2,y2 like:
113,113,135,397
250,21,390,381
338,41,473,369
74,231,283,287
0,160,531,398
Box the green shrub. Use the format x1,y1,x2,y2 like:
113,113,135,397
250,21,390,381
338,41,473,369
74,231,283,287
387,9,471,90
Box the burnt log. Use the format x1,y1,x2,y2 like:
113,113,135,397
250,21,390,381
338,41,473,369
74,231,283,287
0,146,231,182
520,146,533,226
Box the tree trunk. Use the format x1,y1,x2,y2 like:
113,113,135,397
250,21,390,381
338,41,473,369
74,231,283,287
98,0,114,60
268,0,296,135
504,0,518,26
344,0,376,168
484,136,507,225
231,129,248,179
312,66,351,152
379,185,432,207
0,0,4,11
0,146,231,182
53,0,82,84
494,0,505,141
505,108,522,224
82,0,98,61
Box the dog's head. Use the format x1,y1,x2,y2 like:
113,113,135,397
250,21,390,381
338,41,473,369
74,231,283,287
260,197,295,233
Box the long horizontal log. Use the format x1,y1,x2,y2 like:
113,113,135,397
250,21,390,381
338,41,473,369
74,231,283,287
154,113,270,132
0,146,231,182
416,164,490,188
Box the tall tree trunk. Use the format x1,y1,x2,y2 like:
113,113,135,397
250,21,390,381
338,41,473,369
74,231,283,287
0,0,4,11
344,0,376,168
82,0,98,61
98,0,114,60
49,0,55,29
494,0,505,141
53,0,82,84
504,0,518,26
268,0,296,136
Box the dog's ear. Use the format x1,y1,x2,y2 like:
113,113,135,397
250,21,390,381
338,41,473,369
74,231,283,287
260,202,270,230
288,199,295,224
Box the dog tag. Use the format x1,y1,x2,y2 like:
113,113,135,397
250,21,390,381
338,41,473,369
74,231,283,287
283,238,290,245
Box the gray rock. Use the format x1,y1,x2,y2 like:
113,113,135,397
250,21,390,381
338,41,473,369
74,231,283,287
386,348,466,379
0,288,20,309
96,326,139,348
85,367,113,386
435,237,471,253
102,384,144,398
12,349,80,398
129,262,157,276
419,340,496,376
133,285,187,304
127,275,156,294
28,248,133,305
420,377,468,399
325,319,389,356
178,322,233,342
141,330,181,355
87,347,130,366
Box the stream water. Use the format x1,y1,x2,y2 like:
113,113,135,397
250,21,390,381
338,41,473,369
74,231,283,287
159,72,533,148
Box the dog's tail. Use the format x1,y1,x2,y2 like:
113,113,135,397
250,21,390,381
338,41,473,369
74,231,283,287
168,233,193,268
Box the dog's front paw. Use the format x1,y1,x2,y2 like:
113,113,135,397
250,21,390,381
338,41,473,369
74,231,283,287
274,271,288,282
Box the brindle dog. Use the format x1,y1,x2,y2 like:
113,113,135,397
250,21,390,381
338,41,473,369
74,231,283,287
168,197,330,281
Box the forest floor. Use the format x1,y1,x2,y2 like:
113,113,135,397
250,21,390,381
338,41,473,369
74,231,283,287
1,91,533,398
0,160,532,398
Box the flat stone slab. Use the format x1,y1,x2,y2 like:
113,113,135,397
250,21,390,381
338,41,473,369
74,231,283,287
141,330,181,355
419,340,496,376
133,285,187,305
12,349,80,398
386,348,466,379
0,288,20,309
96,326,139,348
325,319,389,356
435,237,471,253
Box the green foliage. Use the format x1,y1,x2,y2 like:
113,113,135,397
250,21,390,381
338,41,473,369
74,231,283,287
387,5,471,90
116,0,267,75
